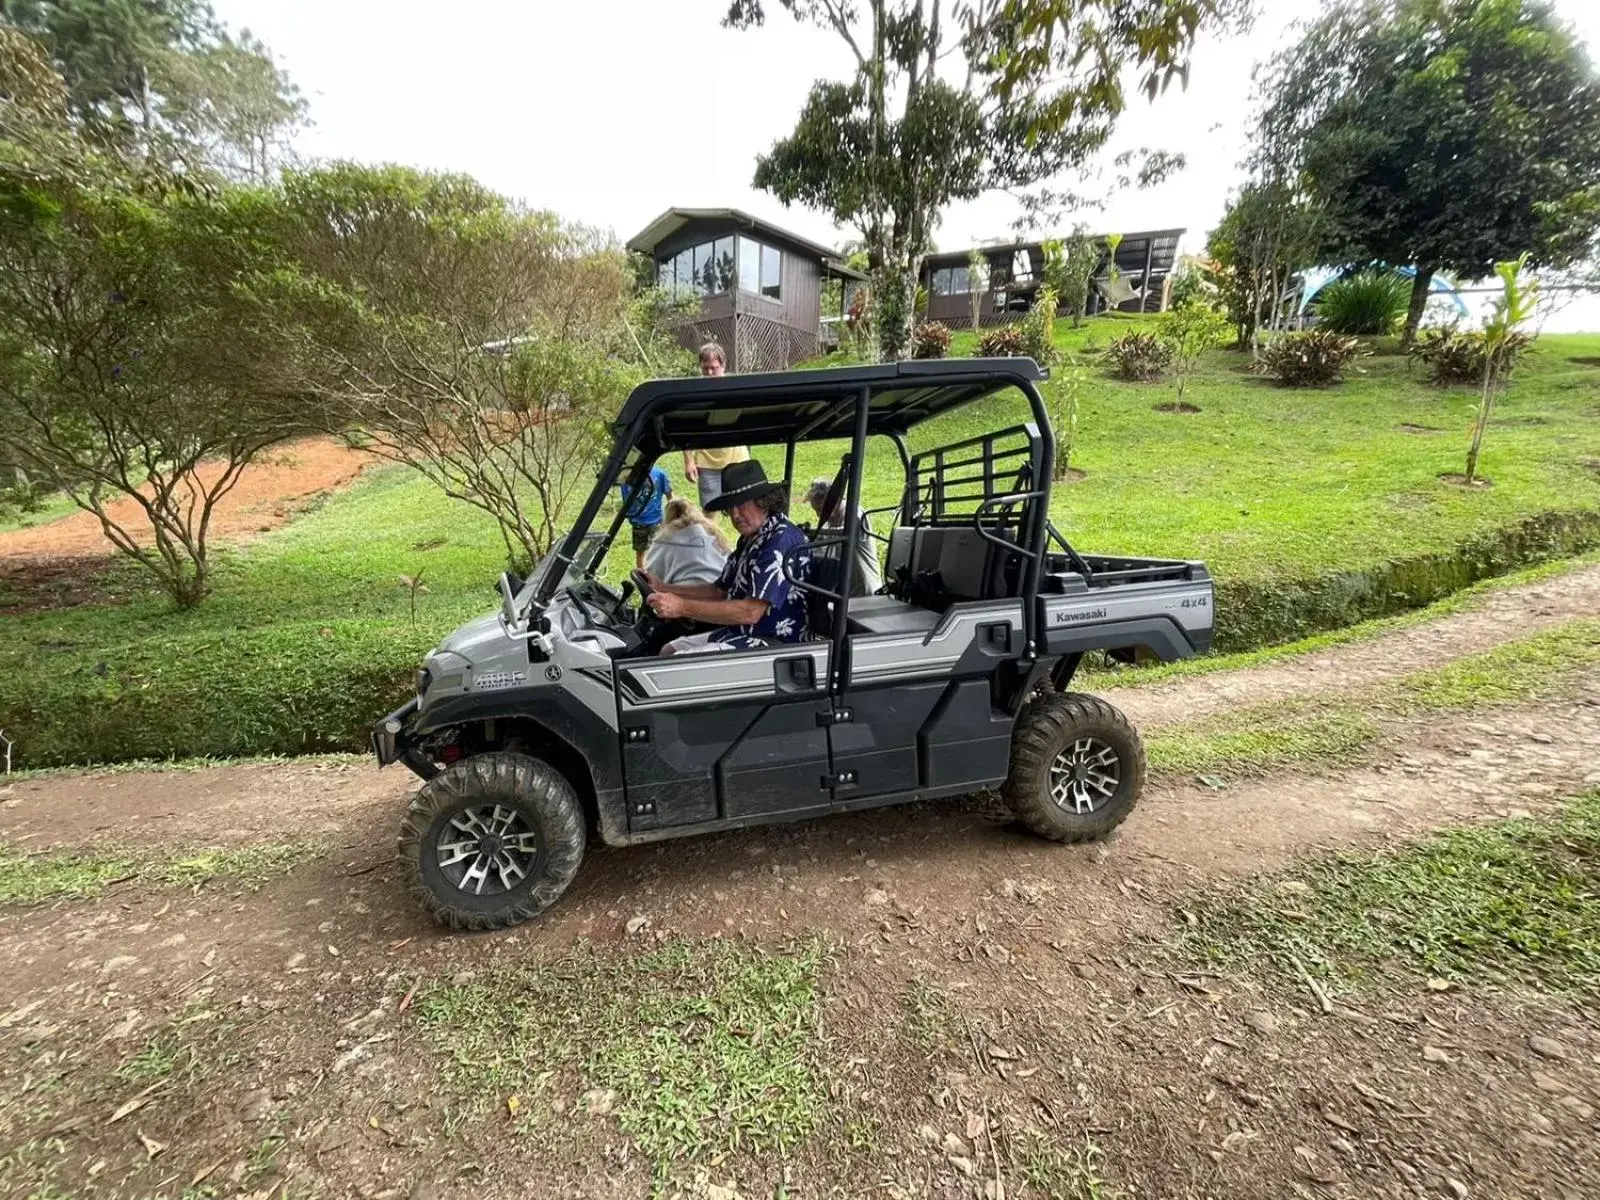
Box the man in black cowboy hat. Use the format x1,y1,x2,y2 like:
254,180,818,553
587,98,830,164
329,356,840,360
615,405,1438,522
645,459,811,654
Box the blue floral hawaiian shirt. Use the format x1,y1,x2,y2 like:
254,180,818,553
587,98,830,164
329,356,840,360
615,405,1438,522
710,513,811,649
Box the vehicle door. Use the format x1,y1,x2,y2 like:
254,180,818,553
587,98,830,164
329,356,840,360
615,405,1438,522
822,426,1043,804
826,595,1023,803
612,643,835,833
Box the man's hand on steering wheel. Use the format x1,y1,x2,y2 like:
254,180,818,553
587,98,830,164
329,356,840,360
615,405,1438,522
647,590,688,620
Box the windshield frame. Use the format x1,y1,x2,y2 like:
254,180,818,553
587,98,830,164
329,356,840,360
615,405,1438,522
522,531,607,609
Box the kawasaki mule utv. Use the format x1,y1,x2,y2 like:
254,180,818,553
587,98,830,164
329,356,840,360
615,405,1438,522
372,358,1213,929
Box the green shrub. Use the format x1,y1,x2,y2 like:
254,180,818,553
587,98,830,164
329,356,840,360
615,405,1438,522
1103,331,1173,380
976,324,1028,357
1158,300,1233,402
0,618,436,767
1257,329,1366,387
1017,286,1060,365
1410,326,1535,386
909,320,952,359
1312,271,1411,335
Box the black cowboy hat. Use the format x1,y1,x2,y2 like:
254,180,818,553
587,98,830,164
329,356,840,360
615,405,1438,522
704,459,784,512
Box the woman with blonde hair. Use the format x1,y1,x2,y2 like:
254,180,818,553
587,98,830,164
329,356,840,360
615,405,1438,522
642,496,732,585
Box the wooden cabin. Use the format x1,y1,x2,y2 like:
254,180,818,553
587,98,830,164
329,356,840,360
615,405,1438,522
920,229,1185,327
627,208,867,372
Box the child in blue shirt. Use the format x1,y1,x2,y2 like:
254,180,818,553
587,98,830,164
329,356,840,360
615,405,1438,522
620,465,673,567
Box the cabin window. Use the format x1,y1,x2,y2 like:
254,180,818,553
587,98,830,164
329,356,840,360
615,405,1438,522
657,236,735,299
1011,249,1034,285
735,235,782,301
931,266,972,295
760,243,782,300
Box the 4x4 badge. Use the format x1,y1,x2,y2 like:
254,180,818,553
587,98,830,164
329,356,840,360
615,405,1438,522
545,664,563,682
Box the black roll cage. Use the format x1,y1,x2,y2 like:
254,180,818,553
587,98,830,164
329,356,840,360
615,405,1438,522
536,361,1059,662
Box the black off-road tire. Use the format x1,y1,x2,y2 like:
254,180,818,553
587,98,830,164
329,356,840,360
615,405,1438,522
1003,692,1145,843
398,752,586,931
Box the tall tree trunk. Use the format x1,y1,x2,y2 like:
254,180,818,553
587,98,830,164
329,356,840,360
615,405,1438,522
876,262,916,361
1402,266,1435,349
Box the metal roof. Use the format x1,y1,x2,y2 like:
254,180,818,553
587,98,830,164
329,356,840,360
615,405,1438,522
613,359,1046,456
923,228,1185,268
625,207,867,279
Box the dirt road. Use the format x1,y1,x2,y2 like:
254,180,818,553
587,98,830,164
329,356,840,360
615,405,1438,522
2,567,1598,1200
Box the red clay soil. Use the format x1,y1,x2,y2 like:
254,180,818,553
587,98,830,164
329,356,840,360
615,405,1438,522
0,438,373,562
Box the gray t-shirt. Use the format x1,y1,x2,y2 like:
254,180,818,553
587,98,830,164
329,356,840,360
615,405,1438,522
643,523,728,585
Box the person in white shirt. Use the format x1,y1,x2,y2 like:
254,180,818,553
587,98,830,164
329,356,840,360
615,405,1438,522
642,497,731,586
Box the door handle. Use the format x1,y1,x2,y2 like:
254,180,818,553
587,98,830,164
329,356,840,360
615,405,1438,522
774,654,816,693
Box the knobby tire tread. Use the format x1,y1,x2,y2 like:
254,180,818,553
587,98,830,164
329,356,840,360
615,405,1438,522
1004,692,1146,843
397,752,585,931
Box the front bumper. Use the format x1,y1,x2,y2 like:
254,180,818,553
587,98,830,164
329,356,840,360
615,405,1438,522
370,696,439,781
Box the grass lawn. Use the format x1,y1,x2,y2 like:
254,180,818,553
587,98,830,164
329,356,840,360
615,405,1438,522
0,317,1596,766
1174,789,1600,997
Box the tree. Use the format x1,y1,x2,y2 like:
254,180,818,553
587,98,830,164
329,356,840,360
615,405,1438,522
1464,254,1539,485
966,246,989,330
1041,229,1100,327
724,0,1248,360
278,164,661,569
10,0,306,178
168,30,308,181
0,174,317,606
1205,181,1323,350
1260,0,1600,348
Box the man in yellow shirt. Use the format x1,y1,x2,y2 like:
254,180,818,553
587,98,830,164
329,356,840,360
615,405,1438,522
683,342,750,508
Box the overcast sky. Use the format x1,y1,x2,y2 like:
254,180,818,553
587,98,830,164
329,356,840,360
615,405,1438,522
213,0,1600,326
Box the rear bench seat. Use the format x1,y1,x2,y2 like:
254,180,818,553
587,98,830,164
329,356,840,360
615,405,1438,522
884,523,1021,609
845,594,941,636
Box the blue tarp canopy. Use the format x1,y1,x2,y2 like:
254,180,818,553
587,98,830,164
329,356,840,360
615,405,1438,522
1298,266,1469,318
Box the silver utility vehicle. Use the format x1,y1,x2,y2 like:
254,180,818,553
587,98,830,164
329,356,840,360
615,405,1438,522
373,359,1214,929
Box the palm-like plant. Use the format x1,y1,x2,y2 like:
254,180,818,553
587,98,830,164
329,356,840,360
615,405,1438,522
1465,255,1539,484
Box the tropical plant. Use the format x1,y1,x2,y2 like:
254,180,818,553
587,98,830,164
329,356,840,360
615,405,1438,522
724,0,1248,359
1018,286,1060,365
976,325,1028,357
1312,270,1411,335
910,320,952,360
1046,356,1087,481
1103,232,1125,286
1258,0,1600,348
1042,230,1100,327
966,246,990,331
1408,326,1534,387
1166,260,1210,311
1103,331,1173,381
1465,254,1541,485
1158,301,1232,402
1256,329,1366,388
845,283,873,359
